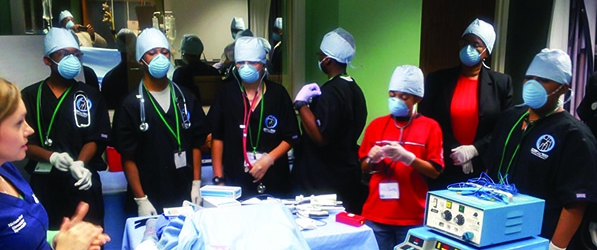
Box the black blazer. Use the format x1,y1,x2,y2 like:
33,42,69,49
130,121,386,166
419,66,513,186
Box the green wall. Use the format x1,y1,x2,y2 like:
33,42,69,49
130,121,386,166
305,0,423,142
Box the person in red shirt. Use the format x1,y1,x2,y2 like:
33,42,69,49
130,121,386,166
359,65,444,250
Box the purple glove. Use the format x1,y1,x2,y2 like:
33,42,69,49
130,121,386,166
294,83,321,102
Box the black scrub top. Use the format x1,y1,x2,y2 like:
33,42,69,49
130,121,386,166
292,74,367,194
485,106,597,239
21,79,110,229
112,82,208,213
208,78,299,198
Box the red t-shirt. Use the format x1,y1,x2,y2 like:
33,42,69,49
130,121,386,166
450,75,479,145
359,114,444,226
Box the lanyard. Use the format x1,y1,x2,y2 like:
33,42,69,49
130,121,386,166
240,82,264,170
144,84,182,151
497,108,558,184
247,87,265,153
36,82,73,148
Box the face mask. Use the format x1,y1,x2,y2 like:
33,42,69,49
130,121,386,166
272,33,281,42
52,54,81,79
238,64,260,83
459,45,484,67
522,79,563,109
318,57,329,73
388,97,410,117
144,54,171,79
65,20,75,29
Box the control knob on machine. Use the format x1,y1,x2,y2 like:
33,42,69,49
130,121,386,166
454,214,465,225
442,210,452,221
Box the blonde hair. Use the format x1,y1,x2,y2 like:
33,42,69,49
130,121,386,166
0,78,21,124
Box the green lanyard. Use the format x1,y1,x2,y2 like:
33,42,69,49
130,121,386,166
144,84,182,151
247,86,265,153
497,108,559,184
36,82,73,148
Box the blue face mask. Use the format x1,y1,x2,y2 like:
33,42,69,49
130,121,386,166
272,33,281,42
145,54,171,79
52,54,81,79
65,20,75,29
238,64,260,83
522,79,564,109
318,57,329,73
459,45,483,67
388,97,409,117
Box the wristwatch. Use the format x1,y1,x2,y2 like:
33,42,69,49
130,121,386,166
212,176,225,185
294,101,308,110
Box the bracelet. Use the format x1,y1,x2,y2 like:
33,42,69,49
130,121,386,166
294,101,308,110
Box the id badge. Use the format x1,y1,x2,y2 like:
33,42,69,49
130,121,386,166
174,151,187,169
379,182,399,200
34,162,52,173
245,151,265,165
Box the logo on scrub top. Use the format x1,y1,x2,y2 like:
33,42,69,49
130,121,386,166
263,115,278,134
75,94,92,118
530,134,555,160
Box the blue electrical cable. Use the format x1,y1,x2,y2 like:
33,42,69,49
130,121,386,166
447,172,518,203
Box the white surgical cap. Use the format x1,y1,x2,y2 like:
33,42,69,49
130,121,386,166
44,28,79,56
136,28,170,62
231,17,246,30
235,36,266,64
462,19,496,54
274,17,283,29
388,65,424,98
180,34,204,56
320,28,355,65
59,10,73,22
526,48,572,85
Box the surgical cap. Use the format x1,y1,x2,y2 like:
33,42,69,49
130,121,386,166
115,28,137,53
180,34,204,56
388,65,424,98
235,36,266,64
231,17,246,30
526,48,572,85
44,28,80,56
462,19,496,54
320,28,356,65
274,17,283,30
136,28,170,62
59,10,73,22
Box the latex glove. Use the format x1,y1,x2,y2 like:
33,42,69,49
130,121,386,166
70,161,92,190
134,196,157,216
191,180,202,205
461,161,474,174
382,142,416,165
367,145,385,164
249,153,274,182
548,241,566,250
294,83,321,102
49,152,74,172
450,145,478,165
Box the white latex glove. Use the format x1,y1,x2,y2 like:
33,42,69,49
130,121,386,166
367,145,385,164
450,145,478,165
49,152,74,172
548,241,566,250
294,83,321,102
70,161,92,190
191,180,202,205
461,161,474,174
249,153,274,182
134,195,157,216
382,142,416,165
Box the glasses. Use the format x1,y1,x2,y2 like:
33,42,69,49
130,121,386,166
52,50,84,60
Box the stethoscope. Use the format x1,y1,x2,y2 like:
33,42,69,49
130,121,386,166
137,80,191,132
36,83,91,147
234,66,268,194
